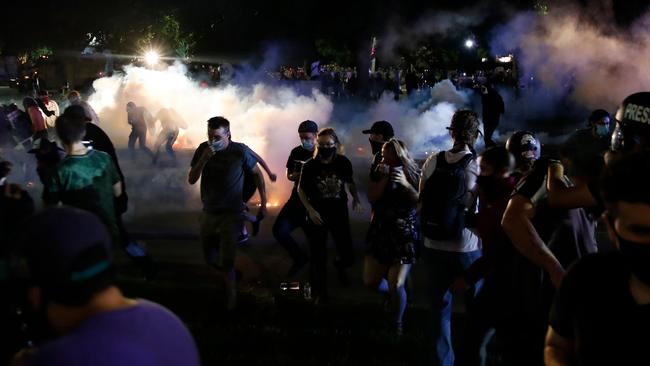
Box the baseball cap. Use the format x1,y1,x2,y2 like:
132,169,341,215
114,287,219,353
22,207,114,305
362,120,394,139
298,120,318,133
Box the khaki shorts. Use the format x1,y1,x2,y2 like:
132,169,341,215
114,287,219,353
200,212,242,270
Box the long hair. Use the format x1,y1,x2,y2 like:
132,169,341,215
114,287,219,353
314,127,342,158
384,138,420,188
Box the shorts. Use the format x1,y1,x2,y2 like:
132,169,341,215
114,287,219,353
200,212,243,270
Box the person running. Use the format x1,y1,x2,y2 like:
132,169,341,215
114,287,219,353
364,138,420,334
188,116,267,310
273,120,318,277
126,102,154,161
455,146,518,366
298,127,362,303
152,107,188,165
418,110,481,366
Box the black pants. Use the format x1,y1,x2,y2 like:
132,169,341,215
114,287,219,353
483,116,500,147
272,194,308,263
304,202,354,297
128,128,153,158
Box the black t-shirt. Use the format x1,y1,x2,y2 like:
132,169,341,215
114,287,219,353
550,252,650,365
127,107,148,131
299,154,354,209
286,146,315,194
510,164,598,315
369,152,383,182
191,141,258,214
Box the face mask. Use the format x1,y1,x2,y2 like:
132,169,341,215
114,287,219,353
301,139,315,150
318,146,336,159
595,124,609,138
210,139,226,152
369,139,384,155
615,229,650,286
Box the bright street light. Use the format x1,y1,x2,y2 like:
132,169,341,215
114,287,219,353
464,39,475,49
144,50,160,66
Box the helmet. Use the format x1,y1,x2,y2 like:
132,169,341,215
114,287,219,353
506,130,541,166
611,92,650,152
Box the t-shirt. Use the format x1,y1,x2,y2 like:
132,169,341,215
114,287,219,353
191,141,258,214
513,164,598,266
45,150,120,238
509,162,598,321
285,145,315,195
369,152,383,182
299,154,354,209
127,106,148,131
26,300,200,366
549,252,650,365
420,148,480,252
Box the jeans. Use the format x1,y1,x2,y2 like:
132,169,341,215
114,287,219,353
153,129,179,162
422,247,481,366
272,194,308,263
128,128,153,159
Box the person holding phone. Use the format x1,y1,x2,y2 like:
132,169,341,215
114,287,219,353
364,138,420,333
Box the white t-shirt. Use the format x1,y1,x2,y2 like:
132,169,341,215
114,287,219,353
420,147,480,253
42,100,60,128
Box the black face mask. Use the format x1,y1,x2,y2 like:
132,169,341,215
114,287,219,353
318,147,336,159
369,139,384,156
615,229,650,286
476,175,497,190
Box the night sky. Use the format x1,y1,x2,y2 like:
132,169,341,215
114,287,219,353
1,0,649,57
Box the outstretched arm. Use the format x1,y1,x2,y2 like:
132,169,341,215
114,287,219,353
547,162,597,209
250,149,277,182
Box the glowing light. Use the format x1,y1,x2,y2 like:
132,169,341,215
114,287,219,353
481,57,488,63
497,55,513,63
464,39,475,49
144,50,160,66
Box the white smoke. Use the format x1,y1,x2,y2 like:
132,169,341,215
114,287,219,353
87,62,334,203
491,5,650,112
85,63,471,207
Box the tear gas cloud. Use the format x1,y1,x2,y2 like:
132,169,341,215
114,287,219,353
491,4,650,119
86,64,471,208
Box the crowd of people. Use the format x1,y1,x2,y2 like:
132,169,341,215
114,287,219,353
1,84,650,366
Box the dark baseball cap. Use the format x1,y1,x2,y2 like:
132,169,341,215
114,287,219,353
62,104,92,122
362,120,394,139
298,120,318,133
22,207,114,305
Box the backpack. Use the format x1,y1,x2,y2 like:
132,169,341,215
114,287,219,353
420,151,474,241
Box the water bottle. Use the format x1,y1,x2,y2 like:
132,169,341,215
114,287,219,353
303,282,312,300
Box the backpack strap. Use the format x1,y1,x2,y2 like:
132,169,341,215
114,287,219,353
435,151,474,170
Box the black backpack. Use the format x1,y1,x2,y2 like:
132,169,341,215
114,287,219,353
420,151,474,241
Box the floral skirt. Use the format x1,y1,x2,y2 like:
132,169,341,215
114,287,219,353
366,208,420,265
